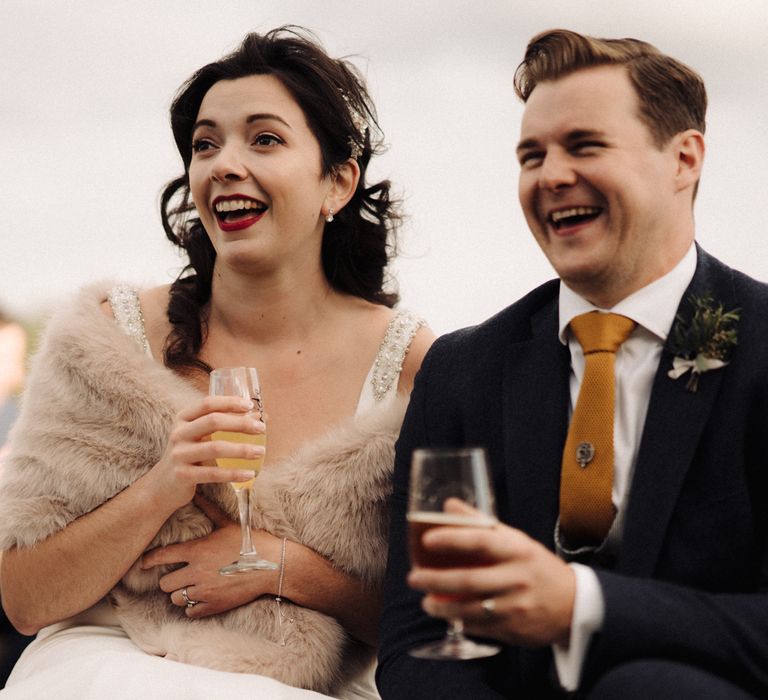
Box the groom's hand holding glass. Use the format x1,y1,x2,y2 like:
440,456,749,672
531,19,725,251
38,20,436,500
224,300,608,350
408,500,577,648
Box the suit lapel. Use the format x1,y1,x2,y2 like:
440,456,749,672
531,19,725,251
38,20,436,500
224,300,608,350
618,249,737,575
502,297,571,548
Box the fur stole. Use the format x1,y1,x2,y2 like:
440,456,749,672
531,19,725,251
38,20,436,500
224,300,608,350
0,282,406,694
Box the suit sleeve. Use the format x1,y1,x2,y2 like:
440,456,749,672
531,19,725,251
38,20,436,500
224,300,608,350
376,344,514,699
583,560,768,695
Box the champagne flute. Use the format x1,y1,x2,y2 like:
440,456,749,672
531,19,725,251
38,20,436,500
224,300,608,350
209,367,277,574
407,447,501,660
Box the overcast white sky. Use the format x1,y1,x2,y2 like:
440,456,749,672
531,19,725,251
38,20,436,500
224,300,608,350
2,0,767,334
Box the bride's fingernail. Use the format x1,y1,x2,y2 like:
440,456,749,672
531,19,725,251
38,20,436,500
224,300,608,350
235,470,256,481
241,399,254,410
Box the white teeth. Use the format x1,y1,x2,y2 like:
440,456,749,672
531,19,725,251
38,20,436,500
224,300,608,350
214,199,264,213
550,206,600,223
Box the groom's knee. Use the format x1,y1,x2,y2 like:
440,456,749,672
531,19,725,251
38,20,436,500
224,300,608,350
587,659,756,699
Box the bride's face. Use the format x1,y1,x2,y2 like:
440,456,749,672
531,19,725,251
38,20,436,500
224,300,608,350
188,74,334,273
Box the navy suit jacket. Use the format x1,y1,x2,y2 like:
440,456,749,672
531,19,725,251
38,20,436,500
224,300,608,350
377,248,768,698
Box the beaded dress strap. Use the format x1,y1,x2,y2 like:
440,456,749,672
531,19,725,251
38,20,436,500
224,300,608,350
370,310,425,402
107,285,151,357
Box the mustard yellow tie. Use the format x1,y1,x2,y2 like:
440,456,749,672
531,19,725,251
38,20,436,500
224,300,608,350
560,311,636,546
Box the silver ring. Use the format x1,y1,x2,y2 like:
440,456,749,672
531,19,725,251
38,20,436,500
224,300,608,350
480,597,496,619
181,587,199,608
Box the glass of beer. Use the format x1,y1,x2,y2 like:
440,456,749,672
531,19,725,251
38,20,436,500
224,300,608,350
407,447,500,660
209,367,276,574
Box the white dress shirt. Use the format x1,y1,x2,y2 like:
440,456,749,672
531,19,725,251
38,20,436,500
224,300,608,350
551,243,697,690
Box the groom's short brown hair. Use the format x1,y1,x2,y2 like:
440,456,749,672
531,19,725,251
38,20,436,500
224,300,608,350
514,29,707,148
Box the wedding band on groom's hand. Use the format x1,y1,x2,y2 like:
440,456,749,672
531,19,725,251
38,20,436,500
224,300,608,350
481,597,496,619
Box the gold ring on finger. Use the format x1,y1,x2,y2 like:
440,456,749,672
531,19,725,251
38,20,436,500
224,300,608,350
480,597,496,619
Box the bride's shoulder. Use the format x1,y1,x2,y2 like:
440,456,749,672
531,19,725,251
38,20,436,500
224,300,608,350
137,284,172,320
99,284,172,359
98,283,171,319
399,322,435,391
351,300,436,396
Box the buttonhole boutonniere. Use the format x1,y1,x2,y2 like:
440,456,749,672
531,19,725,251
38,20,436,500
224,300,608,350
666,293,740,392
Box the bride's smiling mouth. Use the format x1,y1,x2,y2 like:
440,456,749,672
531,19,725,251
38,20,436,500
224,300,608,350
212,195,269,232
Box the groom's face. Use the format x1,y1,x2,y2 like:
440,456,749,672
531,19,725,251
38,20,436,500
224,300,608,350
517,65,684,307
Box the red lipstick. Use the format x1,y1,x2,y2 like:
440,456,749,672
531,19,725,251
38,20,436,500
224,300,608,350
212,194,267,233
217,212,266,232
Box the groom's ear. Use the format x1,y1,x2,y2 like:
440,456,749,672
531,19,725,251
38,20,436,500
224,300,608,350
672,129,705,196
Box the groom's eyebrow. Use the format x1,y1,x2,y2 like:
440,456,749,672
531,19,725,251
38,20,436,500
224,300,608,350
563,128,607,142
516,128,608,153
516,137,538,153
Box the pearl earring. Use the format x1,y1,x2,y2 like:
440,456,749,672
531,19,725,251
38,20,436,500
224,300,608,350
325,208,334,223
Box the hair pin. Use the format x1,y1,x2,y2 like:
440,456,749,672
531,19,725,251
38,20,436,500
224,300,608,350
342,93,368,159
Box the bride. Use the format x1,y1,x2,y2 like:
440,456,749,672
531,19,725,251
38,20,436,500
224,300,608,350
0,27,433,699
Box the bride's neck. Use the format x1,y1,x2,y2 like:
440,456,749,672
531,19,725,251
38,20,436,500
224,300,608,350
207,266,338,346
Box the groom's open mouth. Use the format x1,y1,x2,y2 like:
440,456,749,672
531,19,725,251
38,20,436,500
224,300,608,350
548,206,603,232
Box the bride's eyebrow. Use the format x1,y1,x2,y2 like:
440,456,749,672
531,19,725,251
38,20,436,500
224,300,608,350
192,118,216,134
245,113,292,129
191,113,293,135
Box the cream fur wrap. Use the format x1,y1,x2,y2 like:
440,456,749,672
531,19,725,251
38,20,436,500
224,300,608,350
0,283,405,695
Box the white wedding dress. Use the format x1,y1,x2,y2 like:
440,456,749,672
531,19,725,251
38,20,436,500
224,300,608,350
1,287,424,700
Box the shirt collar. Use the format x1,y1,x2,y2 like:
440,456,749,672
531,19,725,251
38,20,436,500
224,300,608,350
558,243,697,344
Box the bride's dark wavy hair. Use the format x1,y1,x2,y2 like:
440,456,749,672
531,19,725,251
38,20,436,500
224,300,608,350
160,26,400,375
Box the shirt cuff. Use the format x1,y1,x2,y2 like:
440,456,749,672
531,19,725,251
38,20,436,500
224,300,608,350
551,563,605,691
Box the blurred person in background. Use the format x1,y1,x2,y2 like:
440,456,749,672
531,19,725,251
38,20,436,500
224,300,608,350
0,309,31,687
0,310,26,458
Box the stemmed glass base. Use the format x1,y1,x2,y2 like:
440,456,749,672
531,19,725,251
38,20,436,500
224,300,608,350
220,553,278,575
409,619,500,660
219,484,277,575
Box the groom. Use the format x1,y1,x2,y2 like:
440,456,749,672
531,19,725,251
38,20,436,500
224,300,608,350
377,29,768,698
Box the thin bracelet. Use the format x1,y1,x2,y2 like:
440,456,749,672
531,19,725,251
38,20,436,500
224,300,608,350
275,537,294,646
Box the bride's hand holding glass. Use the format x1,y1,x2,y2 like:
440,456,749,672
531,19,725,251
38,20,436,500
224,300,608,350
149,394,264,513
